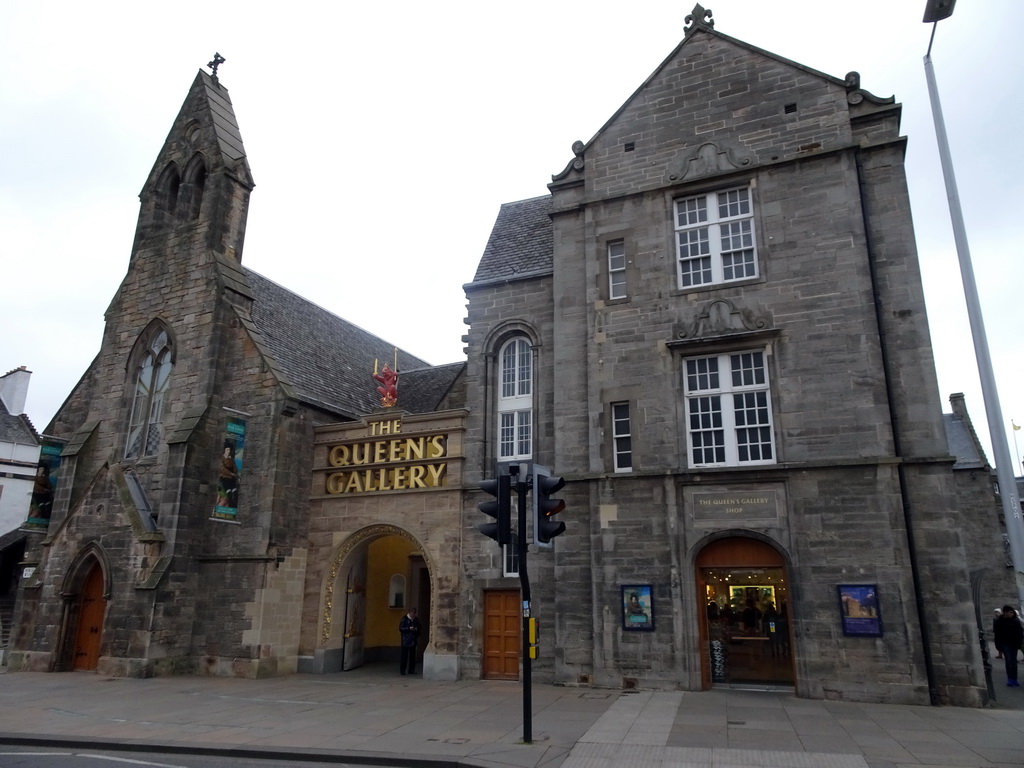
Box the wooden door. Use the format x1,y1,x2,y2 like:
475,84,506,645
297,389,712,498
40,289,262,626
483,590,520,680
342,547,368,671
73,564,105,670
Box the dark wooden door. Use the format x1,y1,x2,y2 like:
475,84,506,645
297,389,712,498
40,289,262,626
73,565,105,670
483,590,520,680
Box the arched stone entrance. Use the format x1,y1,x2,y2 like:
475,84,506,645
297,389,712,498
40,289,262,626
72,563,105,670
317,524,433,674
55,547,110,672
696,536,795,689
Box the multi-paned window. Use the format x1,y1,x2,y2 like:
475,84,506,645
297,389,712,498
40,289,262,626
608,240,627,300
683,350,775,466
503,543,519,576
125,328,173,459
498,338,532,460
612,402,633,472
675,186,757,289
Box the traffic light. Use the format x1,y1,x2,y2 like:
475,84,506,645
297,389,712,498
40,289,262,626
532,465,566,546
479,473,511,546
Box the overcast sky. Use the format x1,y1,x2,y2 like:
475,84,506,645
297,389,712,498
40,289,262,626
3,1,1022,468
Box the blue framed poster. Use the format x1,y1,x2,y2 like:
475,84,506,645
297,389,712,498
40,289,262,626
621,584,654,631
213,417,245,521
837,584,882,637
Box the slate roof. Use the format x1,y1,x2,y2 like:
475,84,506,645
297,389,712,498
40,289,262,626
199,71,247,165
244,269,438,418
398,363,466,414
471,195,553,285
943,413,987,470
0,400,38,446
0,525,26,553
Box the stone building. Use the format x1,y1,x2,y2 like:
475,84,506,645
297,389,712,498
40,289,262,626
460,7,989,705
0,366,41,659
7,70,464,678
7,6,1007,706
944,392,1020,617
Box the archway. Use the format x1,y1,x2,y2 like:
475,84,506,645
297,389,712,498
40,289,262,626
321,525,433,674
696,536,794,688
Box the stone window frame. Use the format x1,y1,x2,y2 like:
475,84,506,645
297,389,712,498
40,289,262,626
497,337,533,461
181,153,208,221
502,543,519,577
674,184,758,290
682,348,777,468
155,162,181,220
389,574,406,608
611,401,633,473
124,321,175,460
608,239,628,300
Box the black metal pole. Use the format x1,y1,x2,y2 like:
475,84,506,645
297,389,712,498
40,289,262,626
512,465,532,744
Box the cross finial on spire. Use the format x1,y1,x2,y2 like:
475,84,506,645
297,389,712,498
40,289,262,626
207,52,226,79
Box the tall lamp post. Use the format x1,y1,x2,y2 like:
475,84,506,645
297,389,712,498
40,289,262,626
923,0,1024,608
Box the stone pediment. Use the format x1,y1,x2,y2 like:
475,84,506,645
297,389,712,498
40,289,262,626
670,298,775,346
667,142,753,184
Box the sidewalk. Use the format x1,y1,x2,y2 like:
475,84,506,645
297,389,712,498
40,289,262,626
0,661,1021,768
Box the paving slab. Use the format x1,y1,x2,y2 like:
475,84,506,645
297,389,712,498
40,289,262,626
0,662,1022,768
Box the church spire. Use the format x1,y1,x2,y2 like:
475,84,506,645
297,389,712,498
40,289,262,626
131,67,254,262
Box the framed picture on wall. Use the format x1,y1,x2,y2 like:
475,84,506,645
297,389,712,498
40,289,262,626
837,584,882,637
621,584,654,631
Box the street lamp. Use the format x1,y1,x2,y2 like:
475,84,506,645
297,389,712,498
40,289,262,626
923,0,1024,608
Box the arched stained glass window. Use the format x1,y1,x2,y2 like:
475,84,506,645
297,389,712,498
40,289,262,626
125,329,173,459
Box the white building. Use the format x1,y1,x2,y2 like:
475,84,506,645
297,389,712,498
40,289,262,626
0,367,40,535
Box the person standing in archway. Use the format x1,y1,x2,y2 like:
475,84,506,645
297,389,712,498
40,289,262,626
399,608,421,675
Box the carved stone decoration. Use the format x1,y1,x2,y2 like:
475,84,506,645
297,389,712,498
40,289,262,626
675,298,769,340
551,140,586,182
684,4,714,35
844,70,896,107
668,142,752,183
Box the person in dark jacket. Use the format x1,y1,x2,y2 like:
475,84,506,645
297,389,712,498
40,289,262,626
993,605,1024,687
399,608,421,676
994,609,1004,659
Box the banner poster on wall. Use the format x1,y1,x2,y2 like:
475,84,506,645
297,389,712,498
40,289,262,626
25,441,64,528
213,417,246,521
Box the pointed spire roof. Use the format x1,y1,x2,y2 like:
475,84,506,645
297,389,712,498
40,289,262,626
141,69,253,194
198,70,248,167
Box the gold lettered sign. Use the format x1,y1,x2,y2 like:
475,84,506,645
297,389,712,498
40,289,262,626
324,417,448,495
690,489,780,526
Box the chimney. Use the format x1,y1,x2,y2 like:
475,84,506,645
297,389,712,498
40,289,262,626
0,366,31,414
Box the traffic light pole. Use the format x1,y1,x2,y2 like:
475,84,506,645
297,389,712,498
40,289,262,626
510,465,532,744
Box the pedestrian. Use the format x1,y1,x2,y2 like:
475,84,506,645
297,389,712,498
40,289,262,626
992,605,1024,687
399,607,421,676
741,598,761,634
993,609,1004,659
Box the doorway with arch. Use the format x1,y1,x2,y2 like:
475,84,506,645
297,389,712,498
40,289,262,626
696,536,795,688
56,553,108,672
321,526,432,673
